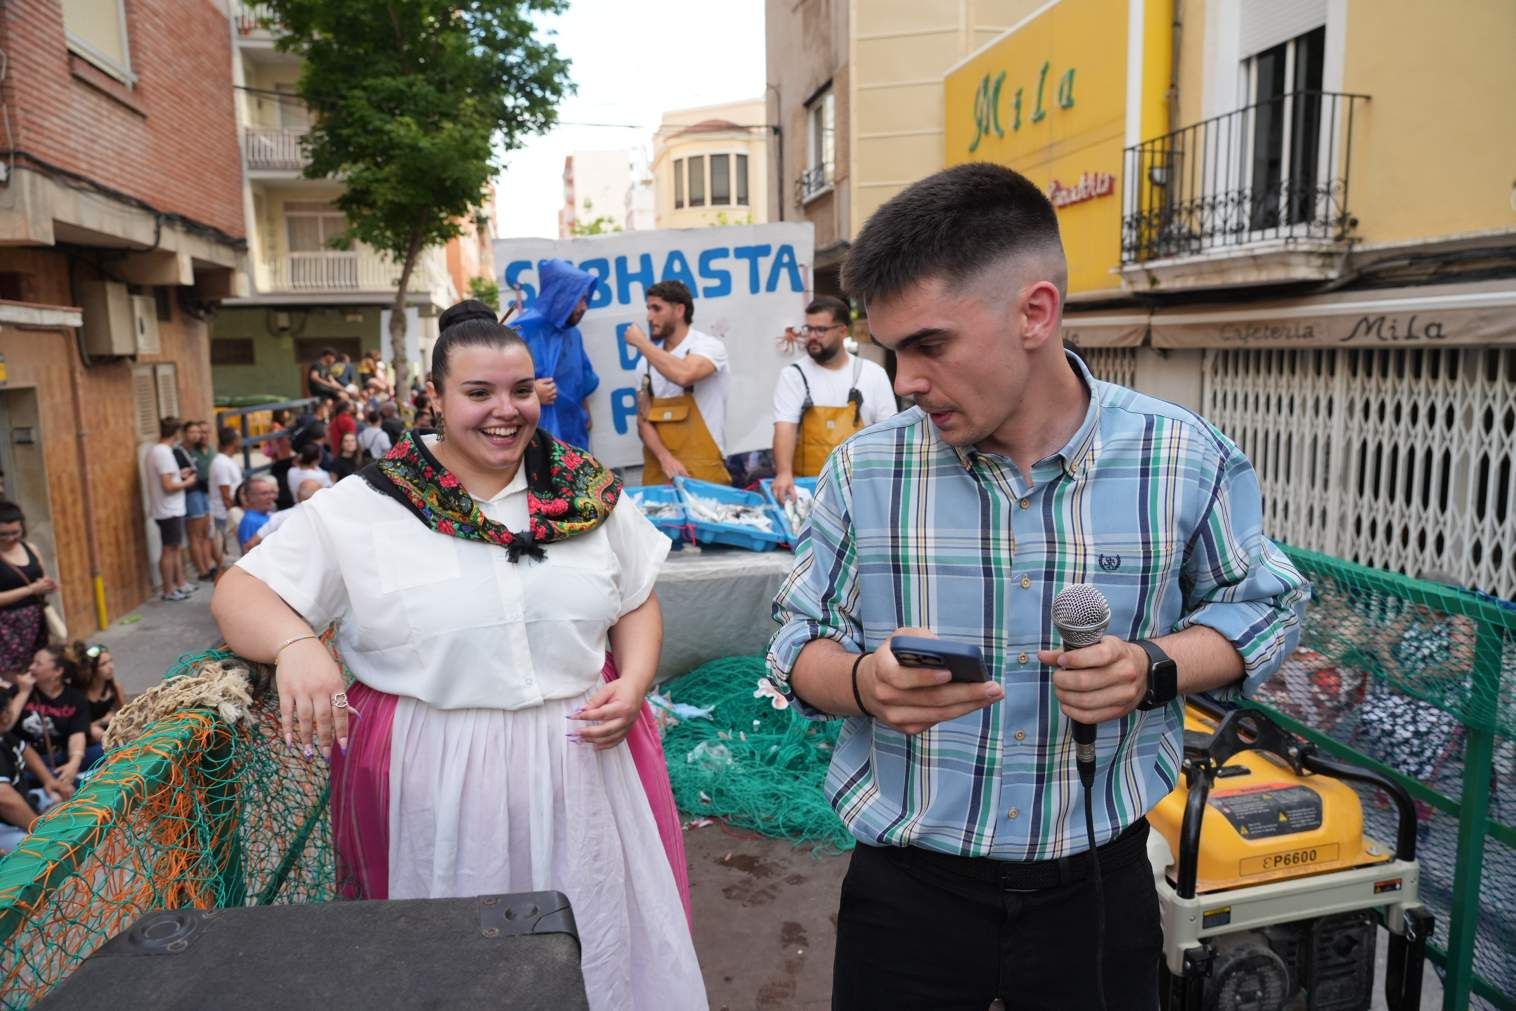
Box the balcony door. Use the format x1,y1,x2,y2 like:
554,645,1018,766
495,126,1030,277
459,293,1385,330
284,202,354,289
1246,26,1325,232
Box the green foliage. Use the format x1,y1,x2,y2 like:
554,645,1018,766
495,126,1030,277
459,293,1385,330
467,275,501,311
569,214,622,236
709,210,755,228
264,0,573,273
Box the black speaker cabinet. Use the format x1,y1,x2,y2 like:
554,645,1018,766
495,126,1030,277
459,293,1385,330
37,891,589,1010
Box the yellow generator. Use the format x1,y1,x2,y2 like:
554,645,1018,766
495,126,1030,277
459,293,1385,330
1148,698,1432,1010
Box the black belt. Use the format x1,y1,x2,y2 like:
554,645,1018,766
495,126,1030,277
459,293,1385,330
883,819,1149,891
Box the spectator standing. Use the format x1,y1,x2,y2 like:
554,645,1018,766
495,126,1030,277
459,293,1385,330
184,420,217,581
287,443,334,499
327,399,359,454
379,402,406,444
330,433,362,481
147,417,197,601
209,428,245,564
0,502,57,675
358,409,393,462
237,476,280,552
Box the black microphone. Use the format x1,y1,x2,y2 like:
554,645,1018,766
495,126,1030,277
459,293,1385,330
1052,583,1111,790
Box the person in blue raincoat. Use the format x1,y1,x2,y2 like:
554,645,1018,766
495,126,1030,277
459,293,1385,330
511,260,600,449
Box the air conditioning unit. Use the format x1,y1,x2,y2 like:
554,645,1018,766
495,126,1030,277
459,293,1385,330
131,294,160,354
77,280,135,356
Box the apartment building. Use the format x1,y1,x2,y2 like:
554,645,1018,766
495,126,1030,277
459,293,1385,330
0,0,246,624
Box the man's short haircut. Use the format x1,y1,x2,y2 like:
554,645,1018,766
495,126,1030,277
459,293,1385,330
320,347,337,359
805,295,851,326
297,442,323,466
218,427,239,449
646,280,695,324
159,416,181,439
841,163,1064,307
380,401,397,416
365,409,381,424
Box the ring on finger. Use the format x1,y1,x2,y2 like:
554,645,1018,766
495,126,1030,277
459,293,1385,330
330,691,349,710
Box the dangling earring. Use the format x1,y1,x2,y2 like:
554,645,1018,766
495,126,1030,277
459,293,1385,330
436,412,446,440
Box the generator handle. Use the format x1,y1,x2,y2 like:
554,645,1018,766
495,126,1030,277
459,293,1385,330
1301,753,1418,862
1175,761,1212,900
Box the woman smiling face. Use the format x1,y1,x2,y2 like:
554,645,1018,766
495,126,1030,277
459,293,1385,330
430,343,541,495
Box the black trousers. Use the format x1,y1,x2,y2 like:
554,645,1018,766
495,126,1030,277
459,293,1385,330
832,822,1161,1010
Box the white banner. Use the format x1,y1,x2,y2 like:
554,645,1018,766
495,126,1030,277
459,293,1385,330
493,223,816,469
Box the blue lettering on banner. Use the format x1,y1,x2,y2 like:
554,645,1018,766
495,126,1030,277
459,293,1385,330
661,250,698,293
580,258,613,309
765,243,803,294
698,248,732,297
732,244,772,294
502,242,806,312
616,253,657,306
503,259,537,304
615,322,643,370
610,387,640,435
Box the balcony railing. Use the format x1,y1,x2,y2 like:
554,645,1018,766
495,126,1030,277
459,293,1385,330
244,128,309,172
795,163,834,204
232,2,278,37
1121,91,1368,264
263,250,452,296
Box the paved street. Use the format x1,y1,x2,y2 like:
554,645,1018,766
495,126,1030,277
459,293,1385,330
92,580,225,699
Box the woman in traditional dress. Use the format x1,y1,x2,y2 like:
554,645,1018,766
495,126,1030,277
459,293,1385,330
212,301,705,1010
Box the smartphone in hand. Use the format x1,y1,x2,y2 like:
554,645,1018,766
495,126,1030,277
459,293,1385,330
890,636,988,683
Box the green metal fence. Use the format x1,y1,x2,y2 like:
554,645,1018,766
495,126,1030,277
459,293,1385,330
1256,546,1516,1010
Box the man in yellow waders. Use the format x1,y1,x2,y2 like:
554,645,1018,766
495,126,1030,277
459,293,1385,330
624,279,734,485
771,294,899,502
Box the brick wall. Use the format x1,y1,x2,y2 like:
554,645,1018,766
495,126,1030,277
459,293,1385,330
0,248,215,628
1,0,245,238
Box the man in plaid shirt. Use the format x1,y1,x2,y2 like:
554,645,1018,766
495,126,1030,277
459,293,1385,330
766,163,1309,1009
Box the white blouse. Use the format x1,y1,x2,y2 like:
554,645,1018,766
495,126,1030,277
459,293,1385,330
236,449,670,710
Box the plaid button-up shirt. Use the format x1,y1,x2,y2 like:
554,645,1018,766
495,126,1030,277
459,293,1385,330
765,352,1309,860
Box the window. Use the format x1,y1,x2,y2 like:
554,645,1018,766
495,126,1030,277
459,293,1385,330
284,202,347,252
687,156,706,207
62,0,133,83
736,154,749,206
801,88,836,202
211,340,256,366
710,154,731,205
674,158,685,209
275,82,310,132
1244,26,1325,230
133,363,179,442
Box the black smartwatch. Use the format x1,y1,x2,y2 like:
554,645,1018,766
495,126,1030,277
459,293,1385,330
1133,638,1178,712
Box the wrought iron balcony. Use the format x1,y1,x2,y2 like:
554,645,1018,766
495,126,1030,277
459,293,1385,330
1121,91,1368,265
796,163,834,204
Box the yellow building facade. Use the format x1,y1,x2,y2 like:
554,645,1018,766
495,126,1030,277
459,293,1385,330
943,0,1516,608
652,100,770,231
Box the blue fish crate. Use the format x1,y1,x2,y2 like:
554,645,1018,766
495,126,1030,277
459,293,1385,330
759,477,819,547
624,485,688,548
673,477,786,552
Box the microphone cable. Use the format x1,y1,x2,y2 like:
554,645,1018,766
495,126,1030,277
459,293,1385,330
1080,759,1108,1011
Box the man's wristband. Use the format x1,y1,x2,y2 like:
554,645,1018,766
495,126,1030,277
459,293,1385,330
851,652,874,719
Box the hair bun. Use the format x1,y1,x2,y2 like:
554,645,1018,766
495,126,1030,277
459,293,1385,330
439,299,501,330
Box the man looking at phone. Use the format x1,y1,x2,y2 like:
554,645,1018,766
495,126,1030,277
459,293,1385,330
765,163,1308,1008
